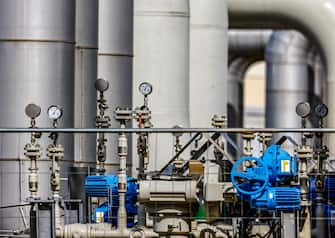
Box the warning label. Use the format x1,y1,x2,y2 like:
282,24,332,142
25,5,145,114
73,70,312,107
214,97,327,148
96,211,104,223
281,160,290,173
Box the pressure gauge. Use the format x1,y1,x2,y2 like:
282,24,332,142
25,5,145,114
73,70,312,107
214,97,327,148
95,78,109,92
139,82,153,96
314,103,328,118
296,102,311,118
25,103,41,119
47,105,63,120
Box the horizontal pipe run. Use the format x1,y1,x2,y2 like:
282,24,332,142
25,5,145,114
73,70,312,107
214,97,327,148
0,128,334,134
56,223,158,238
0,203,30,209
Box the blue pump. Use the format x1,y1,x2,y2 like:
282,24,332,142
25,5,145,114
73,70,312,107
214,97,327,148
85,175,138,227
231,145,300,211
85,175,117,197
252,187,300,210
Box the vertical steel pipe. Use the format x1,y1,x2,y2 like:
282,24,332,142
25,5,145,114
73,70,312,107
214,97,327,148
265,31,309,144
227,30,272,128
0,0,75,230
228,30,271,157
228,58,256,129
72,0,99,222
74,0,99,167
308,47,326,102
308,47,326,127
134,0,190,172
190,0,228,127
98,0,133,173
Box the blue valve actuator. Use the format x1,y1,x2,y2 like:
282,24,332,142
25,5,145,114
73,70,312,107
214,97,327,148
231,145,300,211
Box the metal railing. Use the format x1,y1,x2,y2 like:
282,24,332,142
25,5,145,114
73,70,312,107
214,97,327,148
0,127,334,133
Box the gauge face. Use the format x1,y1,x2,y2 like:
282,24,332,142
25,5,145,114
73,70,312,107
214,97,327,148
296,102,311,118
95,78,109,92
47,105,63,120
25,103,41,119
314,104,328,118
139,82,153,96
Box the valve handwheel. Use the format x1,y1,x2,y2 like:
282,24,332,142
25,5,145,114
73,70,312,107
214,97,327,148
231,157,269,195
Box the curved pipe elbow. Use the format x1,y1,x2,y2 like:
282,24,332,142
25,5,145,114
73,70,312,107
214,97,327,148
227,0,335,75
308,46,324,70
265,31,309,64
229,30,272,58
227,0,335,150
228,57,259,80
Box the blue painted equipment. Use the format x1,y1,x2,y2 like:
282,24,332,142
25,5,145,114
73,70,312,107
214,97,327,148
231,157,269,196
93,202,111,223
252,187,300,210
325,203,335,226
309,178,317,201
85,175,116,197
310,175,335,201
262,144,298,183
231,144,300,210
325,176,335,201
309,177,335,230
85,175,138,227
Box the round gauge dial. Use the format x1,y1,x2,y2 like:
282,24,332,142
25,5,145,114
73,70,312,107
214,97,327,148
25,103,41,119
47,105,63,120
139,82,153,96
296,102,311,118
95,78,109,92
314,104,328,118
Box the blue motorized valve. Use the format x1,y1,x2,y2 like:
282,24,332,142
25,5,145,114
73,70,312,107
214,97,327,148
262,145,298,183
231,157,269,196
231,145,300,211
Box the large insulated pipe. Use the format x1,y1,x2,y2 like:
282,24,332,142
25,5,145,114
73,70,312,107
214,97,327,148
227,0,335,152
189,0,227,186
189,0,228,127
228,30,272,129
133,0,190,172
0,0,75,230
265,31,309,143
227,58,254,159
308,47,326,127
308,47,326,101
228,58,256,129
227,31,271,158
71,0,99,222
229,30,272,60
228,30,325,132
98,0,133,174
74,0,98,167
